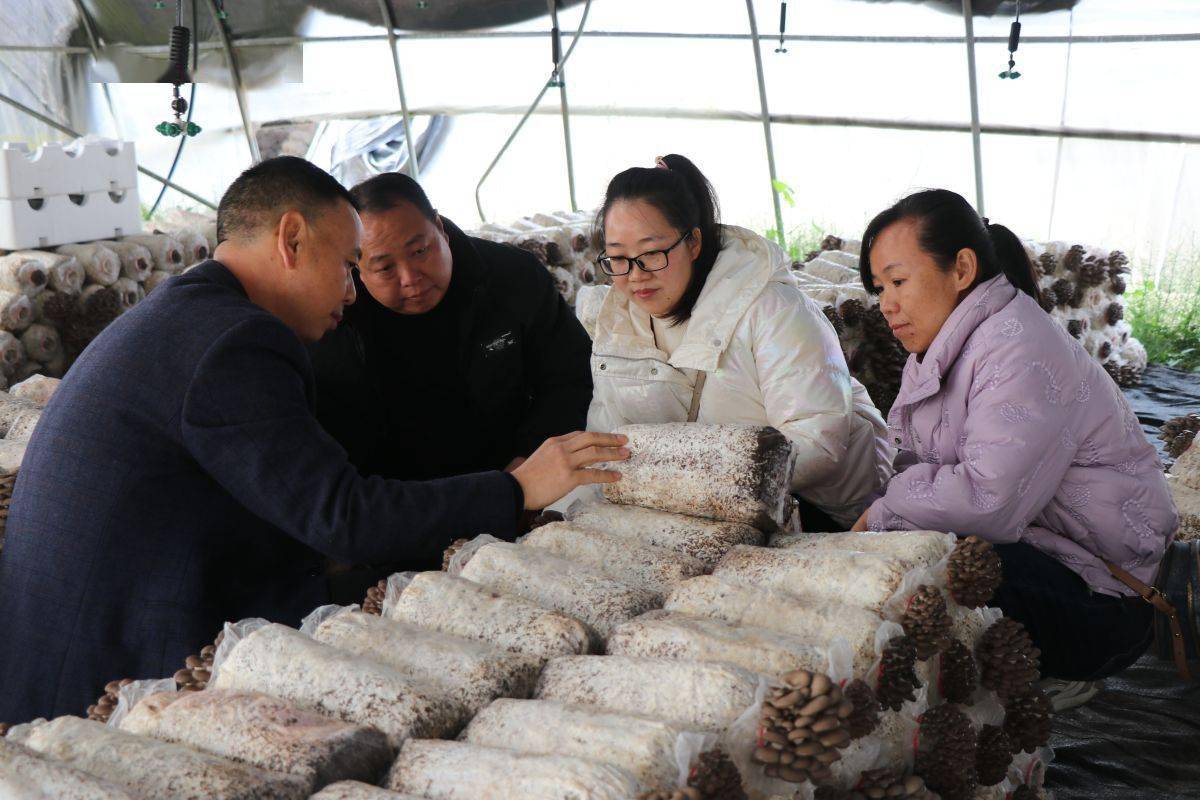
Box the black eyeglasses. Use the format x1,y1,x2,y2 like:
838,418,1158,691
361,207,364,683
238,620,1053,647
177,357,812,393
596,230,692,277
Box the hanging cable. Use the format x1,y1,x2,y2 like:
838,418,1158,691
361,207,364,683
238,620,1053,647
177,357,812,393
1000,0,1022,79
149,83,196,217
775,1,788,54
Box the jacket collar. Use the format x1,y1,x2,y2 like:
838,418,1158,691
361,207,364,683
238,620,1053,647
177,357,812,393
892,274,1018,409
442,216,488,293
591,225,792,372
191,259,249,297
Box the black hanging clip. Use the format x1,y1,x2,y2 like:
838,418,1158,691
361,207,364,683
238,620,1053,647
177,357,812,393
775,1,788,54
547,0,564,87
156,1,200,136
1000,1,1022,79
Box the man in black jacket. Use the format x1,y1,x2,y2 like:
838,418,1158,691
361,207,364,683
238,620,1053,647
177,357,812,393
0,157,625,724
308,173,593,490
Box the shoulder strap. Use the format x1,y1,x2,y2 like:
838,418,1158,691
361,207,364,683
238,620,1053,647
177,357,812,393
687,371,708,423
1105,560,1193,682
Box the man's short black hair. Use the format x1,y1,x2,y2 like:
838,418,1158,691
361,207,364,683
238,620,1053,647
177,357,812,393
216,156,359,245
350,172,437,221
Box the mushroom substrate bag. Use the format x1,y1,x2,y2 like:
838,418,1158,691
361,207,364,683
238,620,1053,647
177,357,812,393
7,716,309,800
386,739,643,800
209,621,469,749
462,698,712,792
457,541,660,641
305,605,541,714
384,570,592,660
521,522,707,595
118,688,392,792
0,736,136,800
534,655,766,735
602,423,798,530
565,501,765,569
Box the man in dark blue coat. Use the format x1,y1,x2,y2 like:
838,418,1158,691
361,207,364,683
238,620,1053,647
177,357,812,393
0,157,626,725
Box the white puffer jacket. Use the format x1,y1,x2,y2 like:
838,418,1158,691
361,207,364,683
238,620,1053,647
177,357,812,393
578,225,894,526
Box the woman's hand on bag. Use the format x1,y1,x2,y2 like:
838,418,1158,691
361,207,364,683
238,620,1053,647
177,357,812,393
511,432,629,510
850,508,870,532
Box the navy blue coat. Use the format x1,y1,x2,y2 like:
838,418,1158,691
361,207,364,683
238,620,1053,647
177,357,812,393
0,261,520,724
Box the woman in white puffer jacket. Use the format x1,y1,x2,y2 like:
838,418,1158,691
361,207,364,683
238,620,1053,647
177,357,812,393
575,154,894,528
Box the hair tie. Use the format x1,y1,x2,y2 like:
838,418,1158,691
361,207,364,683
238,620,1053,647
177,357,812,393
654,156,670,170
982,216,991,226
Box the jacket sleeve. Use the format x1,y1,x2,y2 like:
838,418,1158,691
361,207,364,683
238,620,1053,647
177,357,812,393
511,267,594,455
751,290,857,490
867,346,1077,541
182,316,520,564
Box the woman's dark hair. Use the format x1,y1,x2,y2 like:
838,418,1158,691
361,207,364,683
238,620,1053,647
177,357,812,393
594,154,724,325
350,172,436,221
858,189,1042,305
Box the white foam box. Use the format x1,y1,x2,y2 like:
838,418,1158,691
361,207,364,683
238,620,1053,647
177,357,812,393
0,140,137,200
0,187,142,250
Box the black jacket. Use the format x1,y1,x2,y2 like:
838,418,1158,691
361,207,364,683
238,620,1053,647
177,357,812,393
309,218,593,481
0,260,521,724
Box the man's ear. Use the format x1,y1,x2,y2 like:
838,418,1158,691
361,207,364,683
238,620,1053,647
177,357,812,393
276,210,306,271
954,247,979,292
433,212,446,237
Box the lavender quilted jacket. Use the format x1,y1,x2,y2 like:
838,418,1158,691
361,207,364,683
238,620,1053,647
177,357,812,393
866,274,1178,596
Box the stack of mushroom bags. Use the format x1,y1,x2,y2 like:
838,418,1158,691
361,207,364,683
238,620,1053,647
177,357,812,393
793,234,1146,416
396,422,1051,800
0,422,1054,800
1162,414,1200,542
1023,241,1146,388
0,374,62,554
0,207,215,384
469,210,605,306
361,423,796,799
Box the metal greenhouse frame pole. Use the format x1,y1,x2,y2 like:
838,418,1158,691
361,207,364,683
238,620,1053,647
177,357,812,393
548,0,579,212
962,0,985,216
8,30,1200,53
746,0,786,244
377,0,420,180
202,0,261,163
475,0,592,222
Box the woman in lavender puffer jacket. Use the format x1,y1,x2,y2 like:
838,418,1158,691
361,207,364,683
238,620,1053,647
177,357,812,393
853,189,1178,692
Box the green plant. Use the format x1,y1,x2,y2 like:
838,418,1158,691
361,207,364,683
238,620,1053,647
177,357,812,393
762,220,829,262
1126,247,1200,372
